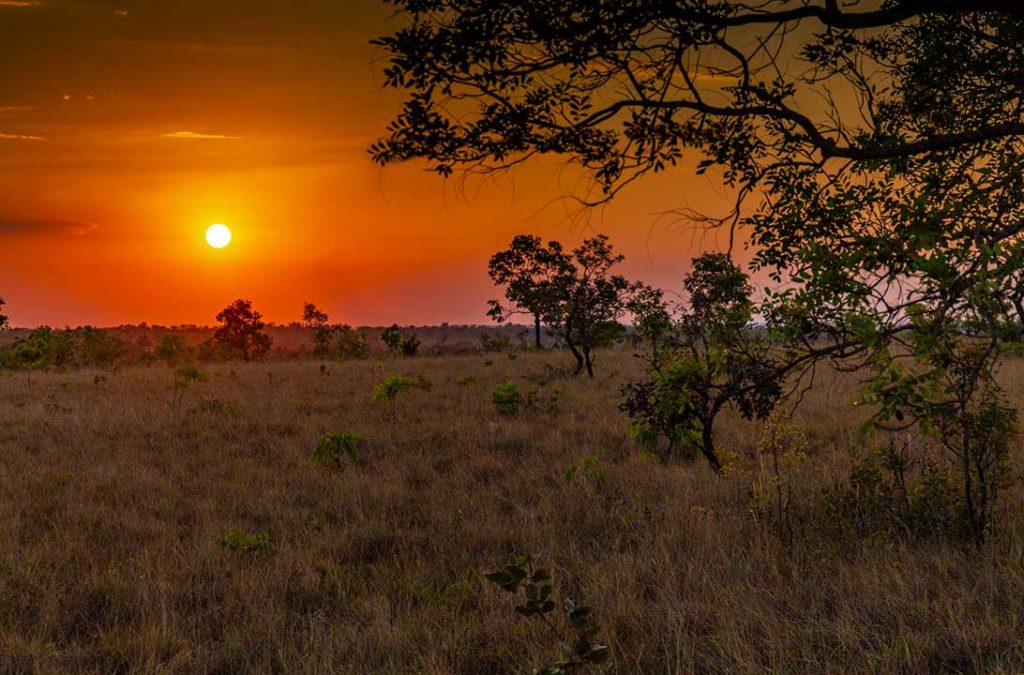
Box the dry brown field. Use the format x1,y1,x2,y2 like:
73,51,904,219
2,350,1024,673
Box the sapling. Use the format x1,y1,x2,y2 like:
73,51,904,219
484,555,609,674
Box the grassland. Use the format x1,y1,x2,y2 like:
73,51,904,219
2,350,1024,673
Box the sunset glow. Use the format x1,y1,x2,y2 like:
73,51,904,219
0,0,730,328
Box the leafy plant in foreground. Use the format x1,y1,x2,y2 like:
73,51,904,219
485,555,608,674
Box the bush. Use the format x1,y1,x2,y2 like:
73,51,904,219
382,324,420,358
219,528,273,554
311,432,363,467
372,374,431,411
819,442,959,542
492,380,524,416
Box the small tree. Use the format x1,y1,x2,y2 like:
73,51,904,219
546,235,630,378
214,299,272,361
622,254,782,474
0,297,8,330
487,235,572,350
627,284,674,368
302,302,333,359
301,302,328,328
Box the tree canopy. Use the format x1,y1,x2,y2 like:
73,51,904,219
214,300,273,362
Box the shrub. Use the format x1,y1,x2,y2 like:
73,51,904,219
484,555,609,674
372,374,431,411
492,380,524,416
219,528,273,554
153,334,192,367
819,442,959,543
382,324,420,358
311,432,363,467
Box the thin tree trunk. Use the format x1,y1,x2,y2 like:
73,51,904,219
534,315,542,350
583,347,594,378
701,423,724,475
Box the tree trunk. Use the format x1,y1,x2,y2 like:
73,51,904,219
700,423,724,475
533,314,542,350
583,347,595,378
565,333,584,376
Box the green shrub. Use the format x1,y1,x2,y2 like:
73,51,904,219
373,374,413,405
311,432,363,467
492,380,524,416
219,528,273,554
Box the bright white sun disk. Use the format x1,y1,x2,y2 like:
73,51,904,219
206,223,232,249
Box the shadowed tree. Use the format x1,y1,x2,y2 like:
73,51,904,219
301,302,328,328
302,302,333,359
548,235,631,378
487,235,572,349
622,254,781,473
0,297,7,330
214,299,273,362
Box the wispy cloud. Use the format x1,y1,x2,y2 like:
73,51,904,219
0,218,97,236
0,132,45,141
0,0,43,7
161,131,241,140
0,106,33,113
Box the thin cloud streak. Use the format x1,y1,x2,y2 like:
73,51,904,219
0,132,45,141
0,218,97,236
161,131,242,140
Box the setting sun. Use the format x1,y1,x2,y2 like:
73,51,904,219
205,223,232,249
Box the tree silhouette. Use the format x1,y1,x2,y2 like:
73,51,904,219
301,302,328,329
302,302,333,359
214,299,272,362
0,297,7,330
487,235,572,349
551,235,631,378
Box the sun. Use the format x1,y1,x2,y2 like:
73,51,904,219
205,223,232,249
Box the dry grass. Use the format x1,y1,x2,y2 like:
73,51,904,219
1,351,1024,673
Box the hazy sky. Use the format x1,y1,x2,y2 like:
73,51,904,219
0,0,735,327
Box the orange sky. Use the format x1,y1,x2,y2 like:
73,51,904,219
0,0,737,327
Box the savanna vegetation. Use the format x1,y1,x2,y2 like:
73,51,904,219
6,0,1024,672
4,347,1024,673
